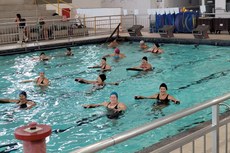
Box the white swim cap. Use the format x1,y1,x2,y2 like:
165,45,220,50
140,40,144,44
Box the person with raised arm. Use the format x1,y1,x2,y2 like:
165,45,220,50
20,70,49,87
103,48,126,60
135,83,180,105
83,92,127,119
128,56,153,71
88,57,111,72
0,91,36,109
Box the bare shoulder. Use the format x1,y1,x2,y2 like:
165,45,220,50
101,101,109,106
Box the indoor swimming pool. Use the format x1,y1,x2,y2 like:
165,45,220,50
0,41,230,153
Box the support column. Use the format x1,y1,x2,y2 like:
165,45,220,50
215,0,226,17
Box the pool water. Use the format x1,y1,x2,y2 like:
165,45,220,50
0,42,230,153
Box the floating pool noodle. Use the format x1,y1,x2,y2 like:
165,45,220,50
126,68,143,71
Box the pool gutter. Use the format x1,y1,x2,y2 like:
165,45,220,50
0,35,230,56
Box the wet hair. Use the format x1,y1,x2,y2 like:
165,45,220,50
159,83,168,90
40,52,45,56
16,14,21,19
142,56,148,61
99,74,106,82
110,91,118,98
67,47,71,51
154,42,160,48
114,48,120,54
102,57,106,61
19,91,27,98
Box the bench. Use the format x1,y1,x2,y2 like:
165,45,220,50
158,25,175,38
192,25,210,39
127,25,144,36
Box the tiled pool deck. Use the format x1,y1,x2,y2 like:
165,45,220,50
0,31,229,55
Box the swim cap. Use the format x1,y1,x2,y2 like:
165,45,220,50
142,56,148,61
110,91,118,98
39,68,45,73
159,83,168,90
67,47,71,51
99,74,106,82
140,40,145,44
114,48,120,54
19,91,27,98
154,42,160,48
102,57,106,61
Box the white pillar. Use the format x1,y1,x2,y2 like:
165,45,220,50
215,0,226,17
201,0,205,6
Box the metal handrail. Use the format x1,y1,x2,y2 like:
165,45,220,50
72,92,230,153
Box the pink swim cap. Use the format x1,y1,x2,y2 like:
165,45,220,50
114,48,120,54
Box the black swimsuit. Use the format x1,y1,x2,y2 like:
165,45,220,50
106,102,123,119
17,100,33,109
37,77,45,84
156,94,170,105
17,100,28,109
101,64,106,70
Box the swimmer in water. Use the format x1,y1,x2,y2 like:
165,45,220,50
75,74,119,88
134,83,180,105
139,40,148,50
65,47,74,56
88,57,111,72
103,48,126,60
0,91,36,109
131,56,153,71
20,70,49,86
145,42,163,54
39,52,51,61
108,39,119,48
83,91,127,119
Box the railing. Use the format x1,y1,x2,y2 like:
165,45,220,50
0,14,137,45
72,93,230,153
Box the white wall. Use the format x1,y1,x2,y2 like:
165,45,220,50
72,0,102,8
164,0,200,8
46,4,73,16
101,0,151,14
215,0,228,18
215,0,226,10
151,0,165,9
76,8,122,28
0,0,24,5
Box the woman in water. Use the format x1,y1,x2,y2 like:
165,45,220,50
75,74,118,93
140,40,148,50
134,83,180,105
0,91,36,109
131,56,153,71
20,70,49,86
88,57,111,72
75,73,107,88
65,47,74,56
39,52,51,61
103,48,126,60
83,92,127,119
145,42,163,54
108,39,119,48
